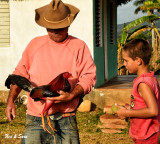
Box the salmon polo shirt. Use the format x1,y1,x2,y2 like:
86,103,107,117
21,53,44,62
13,35,97,117
129,72,160,140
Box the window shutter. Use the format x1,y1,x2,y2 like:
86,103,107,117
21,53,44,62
0,0,10,47
110,1,115,44
95,0,102,47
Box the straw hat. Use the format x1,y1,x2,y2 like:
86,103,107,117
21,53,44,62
35,0,80,29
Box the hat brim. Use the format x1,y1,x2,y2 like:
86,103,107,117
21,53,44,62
35,3,80,29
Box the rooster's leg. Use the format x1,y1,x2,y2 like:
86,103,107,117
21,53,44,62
41,100,56,134
46,114,57,144
41,113,51,134
46,114,57,133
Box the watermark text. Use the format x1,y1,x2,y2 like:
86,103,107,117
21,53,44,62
5,134,27,139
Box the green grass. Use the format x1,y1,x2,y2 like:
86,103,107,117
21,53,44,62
0,102,133,144
77,109,133,144
0,102,26,144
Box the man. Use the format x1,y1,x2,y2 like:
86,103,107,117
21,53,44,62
5,0,96,144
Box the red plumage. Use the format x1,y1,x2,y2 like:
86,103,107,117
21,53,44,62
5,72,72,134
30,72,72,134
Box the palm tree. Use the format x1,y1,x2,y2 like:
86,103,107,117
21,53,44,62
117,14,160,75
133,0,160,47
133,0,160,73
134,0,160,15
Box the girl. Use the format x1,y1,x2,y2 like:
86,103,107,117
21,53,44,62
115,39,160,144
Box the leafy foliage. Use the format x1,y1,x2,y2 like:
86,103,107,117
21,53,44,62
128,26,152,40
134,0,160,14
123,15,159,31
117,1,160,75
156,59,160,63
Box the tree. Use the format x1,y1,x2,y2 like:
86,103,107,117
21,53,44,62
134,0,160,47
134,0,160,15
117,14,160,75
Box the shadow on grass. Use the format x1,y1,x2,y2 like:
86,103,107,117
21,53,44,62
0,121,10,124
0,120,25,126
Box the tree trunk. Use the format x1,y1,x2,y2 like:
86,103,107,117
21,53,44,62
149,34,160,72
152,22,155,48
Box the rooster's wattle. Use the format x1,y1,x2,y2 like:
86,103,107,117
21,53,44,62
5,72,72,134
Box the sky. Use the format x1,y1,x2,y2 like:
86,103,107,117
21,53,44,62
117,1,146,24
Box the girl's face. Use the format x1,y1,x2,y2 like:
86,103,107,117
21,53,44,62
122,50,138,74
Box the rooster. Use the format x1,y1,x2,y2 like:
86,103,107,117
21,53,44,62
5,72,72,134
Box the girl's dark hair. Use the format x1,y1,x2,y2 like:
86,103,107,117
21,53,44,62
123,39,152,65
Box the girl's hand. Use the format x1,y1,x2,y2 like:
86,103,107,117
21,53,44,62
114,104,128,120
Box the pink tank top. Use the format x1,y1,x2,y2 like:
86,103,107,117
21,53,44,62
129,72,160,139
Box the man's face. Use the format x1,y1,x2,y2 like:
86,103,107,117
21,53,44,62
47,27,68,43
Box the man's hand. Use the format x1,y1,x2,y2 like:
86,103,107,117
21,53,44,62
5,101,16,122
45,84,84,103
5,84,22,122
46,90,74,103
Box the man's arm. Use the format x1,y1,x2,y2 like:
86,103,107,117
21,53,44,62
5,85,22,121
45,84,84,103
45,42,96,103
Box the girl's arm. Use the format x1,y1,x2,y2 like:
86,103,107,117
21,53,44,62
115,82,158,119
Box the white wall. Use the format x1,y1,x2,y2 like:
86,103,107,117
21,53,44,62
0,0,93,90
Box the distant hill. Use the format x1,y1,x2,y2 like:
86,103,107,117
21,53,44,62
117,12,160,40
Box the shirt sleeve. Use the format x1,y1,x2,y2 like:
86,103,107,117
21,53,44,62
76,42,97,94
12,41,32,79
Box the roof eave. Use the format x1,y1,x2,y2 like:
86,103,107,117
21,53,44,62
116,0,133,6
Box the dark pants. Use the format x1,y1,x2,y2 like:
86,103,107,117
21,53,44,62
21,113,80,144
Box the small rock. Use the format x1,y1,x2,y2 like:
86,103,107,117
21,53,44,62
103,106,112,114
77,100,91,112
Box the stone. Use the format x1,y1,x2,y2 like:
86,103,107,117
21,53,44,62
0,90,9,103
101,128,122,134
77,100,91,112
98,123,127,129
103,106,112,114
99,114,128,134
100,114,127,125
18,94,28,105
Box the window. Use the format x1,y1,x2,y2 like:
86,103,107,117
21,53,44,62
0,0,10,47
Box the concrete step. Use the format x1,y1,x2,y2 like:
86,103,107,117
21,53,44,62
85,88,132,109
0,90,27,103
85,75,160,109
84,75,134,109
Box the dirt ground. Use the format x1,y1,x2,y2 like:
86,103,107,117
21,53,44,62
0,102,133,144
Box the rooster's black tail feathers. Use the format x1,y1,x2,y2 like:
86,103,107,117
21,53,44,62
5,74,31,92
